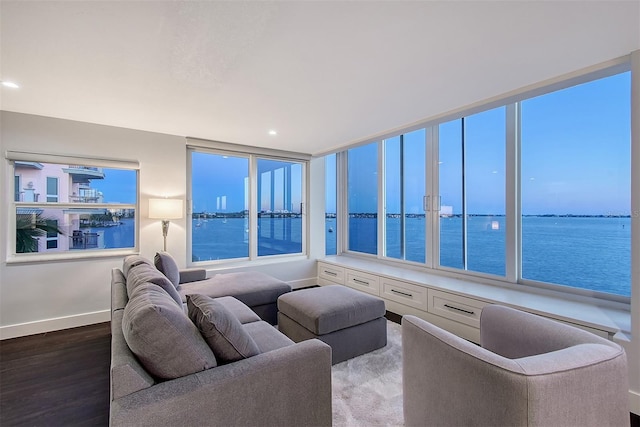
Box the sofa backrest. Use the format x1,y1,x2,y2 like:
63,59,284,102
110,269,155,399
111,268,128,311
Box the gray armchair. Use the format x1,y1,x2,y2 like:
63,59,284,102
402,305,629,427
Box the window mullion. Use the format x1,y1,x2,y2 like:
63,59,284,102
461,118,468,270
426,126,438,269
337,151,347,255
377,141,385,259
399,135,405,259
505,103,520,283
249,155,258,260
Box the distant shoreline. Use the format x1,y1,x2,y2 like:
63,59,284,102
327,213,631,219
192,212,632,219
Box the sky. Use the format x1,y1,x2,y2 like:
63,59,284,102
190,153,303,213
90,169,136,204
340,71,631,216
93,72,631,217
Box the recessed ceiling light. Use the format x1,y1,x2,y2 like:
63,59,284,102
1,81,20,89
268,130,277,136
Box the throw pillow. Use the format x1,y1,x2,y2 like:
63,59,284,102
126,263,183,308
122,283,217,380
187,294,260,364
122,255,153,277
154,251,180,288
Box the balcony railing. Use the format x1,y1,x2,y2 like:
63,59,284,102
70,231,99,249
69,195,102,203
67,165,102,172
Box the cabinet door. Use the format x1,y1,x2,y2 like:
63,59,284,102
346,270,380,296
381,277,428,310
318,262,345,284
428,289,487,329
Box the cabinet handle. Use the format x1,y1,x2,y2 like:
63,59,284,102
444,304,475,315
391,289,413,298
324,270,337,276
353,278,370,286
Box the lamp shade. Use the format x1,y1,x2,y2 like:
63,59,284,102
148,198,183,220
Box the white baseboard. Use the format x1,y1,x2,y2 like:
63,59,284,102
631,389,640,416
0,310,110,340
288,277,318,289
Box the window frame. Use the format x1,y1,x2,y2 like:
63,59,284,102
187,144,309,266
336,57,633,305
6,151,140,263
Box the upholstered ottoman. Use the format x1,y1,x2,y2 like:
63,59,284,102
277,285,387,364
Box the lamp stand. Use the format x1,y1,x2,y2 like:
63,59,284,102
161,220,170,252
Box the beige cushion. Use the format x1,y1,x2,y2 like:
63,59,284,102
122,283,217,380
187,294,260,364
154,251,180,287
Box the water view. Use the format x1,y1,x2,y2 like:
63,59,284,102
192,215,630,297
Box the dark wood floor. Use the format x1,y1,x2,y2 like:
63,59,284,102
0,323,111,426
1,321,638,427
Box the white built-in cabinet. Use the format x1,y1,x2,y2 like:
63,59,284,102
318,257,627,343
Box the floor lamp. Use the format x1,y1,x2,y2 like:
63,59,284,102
148,198,183,252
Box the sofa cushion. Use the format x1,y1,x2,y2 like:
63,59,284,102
154,251,180,288
178,271,291,306
126,263,183,308
243,320,295,353
122,255,153,277
213,296,261,324
187,294,260,364
122,283,217,380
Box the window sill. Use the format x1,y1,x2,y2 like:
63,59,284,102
191,254,309,273
6,248,138,265
321,255,631,335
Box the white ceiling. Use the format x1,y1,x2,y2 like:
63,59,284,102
1,1,639,156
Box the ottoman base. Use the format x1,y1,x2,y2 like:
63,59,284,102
278,312,387,364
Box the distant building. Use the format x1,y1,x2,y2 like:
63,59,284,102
14,162,107,252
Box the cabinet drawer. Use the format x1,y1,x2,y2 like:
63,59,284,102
318,263,345,284
346,270,380,296
381,278,428,310
428,289,487,329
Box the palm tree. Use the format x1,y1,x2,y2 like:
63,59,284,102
16,212,65,253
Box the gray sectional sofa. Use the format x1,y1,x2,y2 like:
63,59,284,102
154,251,292,325
110,255,332,426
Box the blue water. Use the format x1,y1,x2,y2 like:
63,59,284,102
185,215,631,297
85,218,135,249
341,216,630,297
192,216,302,261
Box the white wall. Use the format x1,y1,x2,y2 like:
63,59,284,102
0,111,318,338
1,110,637,414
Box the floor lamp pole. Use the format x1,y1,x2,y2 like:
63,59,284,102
161,220,170,252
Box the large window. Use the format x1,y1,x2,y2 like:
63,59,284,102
10,156,138,257
439,107,506,276
340,68,631,299
190,148,307,263
347,143,378,255
191,152,249,261
257,158,303,256
520,72,631,296
384,129,427,263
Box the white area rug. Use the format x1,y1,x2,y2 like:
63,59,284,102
331,321,404,426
